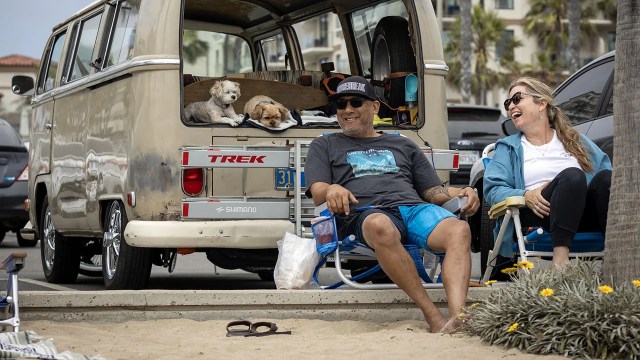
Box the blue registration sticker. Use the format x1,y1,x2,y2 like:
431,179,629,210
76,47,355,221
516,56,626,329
274,168,305,190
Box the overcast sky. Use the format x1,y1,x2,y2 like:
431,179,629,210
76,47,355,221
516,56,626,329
0,0,95,59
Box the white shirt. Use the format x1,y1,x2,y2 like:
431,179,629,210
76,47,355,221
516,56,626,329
522,130,581,190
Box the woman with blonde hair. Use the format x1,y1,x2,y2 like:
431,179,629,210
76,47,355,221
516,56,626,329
484,77,612,268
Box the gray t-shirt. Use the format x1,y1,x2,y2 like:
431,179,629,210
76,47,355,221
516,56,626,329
304,133,442,209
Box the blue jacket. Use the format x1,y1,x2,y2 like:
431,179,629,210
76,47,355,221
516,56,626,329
483,133,612,256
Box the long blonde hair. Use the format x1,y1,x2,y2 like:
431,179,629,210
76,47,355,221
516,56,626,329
508,77,593,172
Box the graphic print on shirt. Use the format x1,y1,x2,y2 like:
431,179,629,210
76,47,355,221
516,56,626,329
346,149,400,177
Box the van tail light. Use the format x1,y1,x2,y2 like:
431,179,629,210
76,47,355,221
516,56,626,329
182,168,205,196
16,165,28,181
452,153,459,170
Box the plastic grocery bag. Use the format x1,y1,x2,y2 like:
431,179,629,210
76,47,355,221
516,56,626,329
274,232,321,289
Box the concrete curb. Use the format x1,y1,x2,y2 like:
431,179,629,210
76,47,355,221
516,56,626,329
20,288,495,323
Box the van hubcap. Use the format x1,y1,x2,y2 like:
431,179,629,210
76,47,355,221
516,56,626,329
43,211,55,271
103,203,122,279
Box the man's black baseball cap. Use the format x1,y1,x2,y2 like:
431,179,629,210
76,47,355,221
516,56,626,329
328,76,378,101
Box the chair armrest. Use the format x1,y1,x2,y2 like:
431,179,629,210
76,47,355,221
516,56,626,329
1,252,27,272
488,196,526,220
313,202,328,216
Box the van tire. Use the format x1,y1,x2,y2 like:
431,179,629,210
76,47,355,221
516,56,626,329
371,16,417,109
479,200,495,275
102,201,152,290
39,197,81,283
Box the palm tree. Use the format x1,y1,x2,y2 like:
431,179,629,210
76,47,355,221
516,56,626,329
567,0,581,74
459,0,472,103
604,0,640,283
183,30,209,65
597,0,618,25
524,0,597,86
445,5,522,105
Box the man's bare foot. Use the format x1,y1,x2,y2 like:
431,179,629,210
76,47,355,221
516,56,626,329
437,317,464,334
427,315,448,334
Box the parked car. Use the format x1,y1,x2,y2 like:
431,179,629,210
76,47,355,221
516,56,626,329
447,104,504,185
468,51,615,271
0,119,34,246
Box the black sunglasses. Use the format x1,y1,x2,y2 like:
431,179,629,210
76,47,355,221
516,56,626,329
336,97,366,110
503,91,537,111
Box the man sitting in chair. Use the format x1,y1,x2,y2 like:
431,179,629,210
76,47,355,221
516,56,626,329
304,76,480,333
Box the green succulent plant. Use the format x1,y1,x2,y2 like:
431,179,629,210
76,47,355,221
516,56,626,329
464,260,640,359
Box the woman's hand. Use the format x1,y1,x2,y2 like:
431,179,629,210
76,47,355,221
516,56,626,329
524,183,550,218
325,184,358,215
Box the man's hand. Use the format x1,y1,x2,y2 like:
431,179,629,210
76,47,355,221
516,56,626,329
325,184,358,215
458,187,480,216
524,182,550,218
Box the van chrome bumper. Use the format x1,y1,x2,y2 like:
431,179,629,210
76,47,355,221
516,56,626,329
124,220,294,248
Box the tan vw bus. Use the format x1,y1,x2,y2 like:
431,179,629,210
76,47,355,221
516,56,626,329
12,0,455,289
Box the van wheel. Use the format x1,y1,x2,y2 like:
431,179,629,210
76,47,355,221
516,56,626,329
371,16,417,109
479,200,495,275
102,201,152,289
39,197,80,283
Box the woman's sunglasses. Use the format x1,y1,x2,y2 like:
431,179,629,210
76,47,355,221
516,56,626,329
336,97,366,110
503,91,536,111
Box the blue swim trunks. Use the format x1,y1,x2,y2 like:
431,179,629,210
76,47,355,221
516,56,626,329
398,204,456,251
335,204,455,252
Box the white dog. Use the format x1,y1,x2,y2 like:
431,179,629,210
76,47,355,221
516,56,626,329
243,95,291,128
184,80,243,126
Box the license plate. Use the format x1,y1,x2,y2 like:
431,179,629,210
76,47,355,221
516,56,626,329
274,168,305,190
459,150,480,165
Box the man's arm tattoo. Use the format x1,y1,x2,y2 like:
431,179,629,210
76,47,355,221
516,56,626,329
422,184,450,203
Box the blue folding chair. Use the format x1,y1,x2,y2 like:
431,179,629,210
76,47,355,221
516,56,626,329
1,253,26,332
310,204,450,289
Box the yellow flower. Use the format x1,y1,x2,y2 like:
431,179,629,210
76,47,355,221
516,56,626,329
484,280,497,286
632,280,640,287
506,322,519,333
599,285,614,294
516,261,534,270
500,267,518,274
539,288,554,297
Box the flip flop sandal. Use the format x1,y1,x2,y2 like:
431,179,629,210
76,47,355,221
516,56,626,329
243,321,292,337
226,320,254,337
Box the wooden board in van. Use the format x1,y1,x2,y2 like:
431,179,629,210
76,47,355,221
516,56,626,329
183,77,328,113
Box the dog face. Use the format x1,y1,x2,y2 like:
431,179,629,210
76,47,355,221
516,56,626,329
210,80,241,105
251,103,288,128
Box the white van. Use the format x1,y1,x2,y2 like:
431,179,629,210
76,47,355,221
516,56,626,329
12,0,456,289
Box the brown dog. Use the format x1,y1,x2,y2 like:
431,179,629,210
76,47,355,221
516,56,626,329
243,95,290,128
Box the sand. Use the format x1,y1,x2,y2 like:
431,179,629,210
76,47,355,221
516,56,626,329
23,318,565,360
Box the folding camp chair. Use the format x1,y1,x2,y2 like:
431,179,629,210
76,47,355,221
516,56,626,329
480,195,605,282
478,141,605,282
311,198,466,290
1,253,26,332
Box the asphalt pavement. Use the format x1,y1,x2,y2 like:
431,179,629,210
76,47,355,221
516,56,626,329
2,231,485,292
